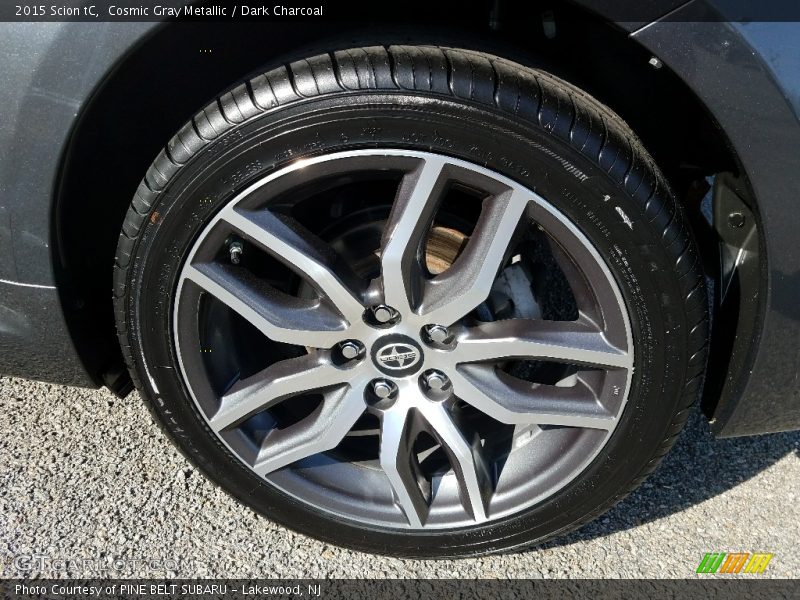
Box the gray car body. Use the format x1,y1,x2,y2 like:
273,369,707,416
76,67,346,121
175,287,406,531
0,1,798,437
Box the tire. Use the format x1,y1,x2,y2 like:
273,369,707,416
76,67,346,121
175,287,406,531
114,45,708,557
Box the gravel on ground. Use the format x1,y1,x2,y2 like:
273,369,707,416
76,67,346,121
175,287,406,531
1,377,798,578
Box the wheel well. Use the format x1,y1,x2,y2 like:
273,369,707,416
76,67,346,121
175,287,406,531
54,4,738,394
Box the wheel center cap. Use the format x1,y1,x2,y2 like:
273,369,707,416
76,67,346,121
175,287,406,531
371,334,425,377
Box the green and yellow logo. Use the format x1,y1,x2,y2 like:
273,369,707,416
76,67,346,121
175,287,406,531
696,552,773,574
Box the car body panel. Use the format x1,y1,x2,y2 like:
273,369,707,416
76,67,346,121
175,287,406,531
0,5,797,436
0,23,156,386
631,3,800,435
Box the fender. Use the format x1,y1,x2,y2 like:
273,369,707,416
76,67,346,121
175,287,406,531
0,23,158,386
570,0,800,435
631,3,800,435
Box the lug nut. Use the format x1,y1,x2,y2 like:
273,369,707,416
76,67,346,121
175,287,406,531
228,241,243,265
728,212,745,228
423,370,449,391
372,379,396,399
425,324,451,344
339,340,363,360
372,304,398,324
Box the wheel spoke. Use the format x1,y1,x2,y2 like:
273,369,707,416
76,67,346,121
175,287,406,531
419,188,531,325
456,319,631,370
423,403,491,522
184,263,348,348
451,364,616,429
221,207,366,322
252,385,366,476
379,407,429,528
209,354,350,432
380,156,449,314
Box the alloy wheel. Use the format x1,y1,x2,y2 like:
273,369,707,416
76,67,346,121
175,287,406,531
173,149,633,529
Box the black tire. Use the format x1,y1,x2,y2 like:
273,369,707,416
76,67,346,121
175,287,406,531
114,45,708,557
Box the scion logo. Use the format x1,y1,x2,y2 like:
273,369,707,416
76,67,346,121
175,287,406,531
377,344,420,370
371,335,424,376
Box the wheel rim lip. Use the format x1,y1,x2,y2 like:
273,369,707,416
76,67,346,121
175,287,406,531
172,148,634,530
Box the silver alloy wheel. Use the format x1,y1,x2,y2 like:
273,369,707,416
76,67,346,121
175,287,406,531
173,150,633,529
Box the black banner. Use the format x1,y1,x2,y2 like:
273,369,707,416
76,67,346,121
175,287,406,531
2,579,799,600
4,0,800,23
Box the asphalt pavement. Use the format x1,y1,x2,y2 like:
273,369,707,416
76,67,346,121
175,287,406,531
1,377,798,578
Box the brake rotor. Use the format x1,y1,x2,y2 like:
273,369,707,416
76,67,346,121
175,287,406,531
424,226,469,274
